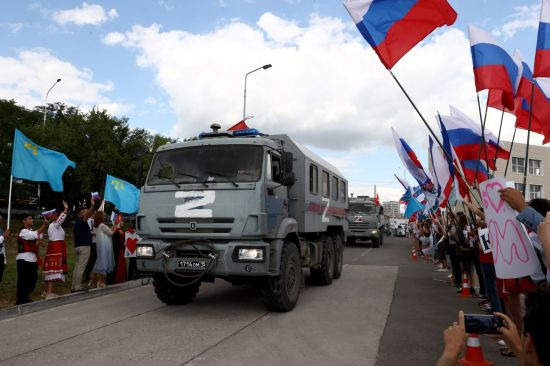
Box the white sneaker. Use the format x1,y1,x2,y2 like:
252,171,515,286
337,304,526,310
497,339,506,347
45,293,58,300
437,268,448,272
447,274,453,278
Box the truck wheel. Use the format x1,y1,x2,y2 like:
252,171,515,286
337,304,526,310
152,273,201,305
310,236,334,285
379,232,384,246
260,242,302,312
333,234,344,279
371,236,380,248
347,237,356,246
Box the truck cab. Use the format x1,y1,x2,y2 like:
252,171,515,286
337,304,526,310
346,196,384,247
135,128,348,312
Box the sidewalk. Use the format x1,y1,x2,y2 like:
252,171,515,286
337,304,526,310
0,278,150,321
374,238,517,366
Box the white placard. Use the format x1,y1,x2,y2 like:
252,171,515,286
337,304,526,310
478,228,491,254
479,177,539,279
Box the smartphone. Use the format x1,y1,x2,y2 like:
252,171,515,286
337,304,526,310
464,314,503,335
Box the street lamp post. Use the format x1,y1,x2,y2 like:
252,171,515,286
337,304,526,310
43,78,61,128
243,64,271,121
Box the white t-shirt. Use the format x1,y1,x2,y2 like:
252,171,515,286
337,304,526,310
16,228,41,263
48,212,67,241
0,232,5,257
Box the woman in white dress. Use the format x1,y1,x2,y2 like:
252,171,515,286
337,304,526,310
90,211,118,288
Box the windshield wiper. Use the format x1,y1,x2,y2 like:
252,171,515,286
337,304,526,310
176,171,208,187
205,171,239,187
153,174,181,188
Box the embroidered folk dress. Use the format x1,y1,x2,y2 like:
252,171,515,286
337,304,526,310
44,212,68,282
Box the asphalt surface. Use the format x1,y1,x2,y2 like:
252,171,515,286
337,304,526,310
0,236,518,366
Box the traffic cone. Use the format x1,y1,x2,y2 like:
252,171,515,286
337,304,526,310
458,334,493,366
411,247,417,262
460,271,472,297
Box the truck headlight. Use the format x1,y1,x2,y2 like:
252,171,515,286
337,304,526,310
237,248,264,261
137,245,154,258
371,230,378,234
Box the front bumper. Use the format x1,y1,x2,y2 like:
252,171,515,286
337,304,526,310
136,239,271,276
347,229,379,239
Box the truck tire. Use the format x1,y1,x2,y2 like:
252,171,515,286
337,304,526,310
152,273,201,305
310,236,334,286
333,234,344,280
260,242,302,312
347,237,356,246
371,236,380,248
379,232,384,246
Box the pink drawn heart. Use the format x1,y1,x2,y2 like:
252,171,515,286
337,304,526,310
483,181,505,214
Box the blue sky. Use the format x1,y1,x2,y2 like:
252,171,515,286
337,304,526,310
1,1,545,201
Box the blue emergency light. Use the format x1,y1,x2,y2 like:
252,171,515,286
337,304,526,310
232,128,260,137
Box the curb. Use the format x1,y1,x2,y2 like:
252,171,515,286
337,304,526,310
0,277,152,321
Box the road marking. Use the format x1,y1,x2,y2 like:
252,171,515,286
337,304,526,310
361,249,372,257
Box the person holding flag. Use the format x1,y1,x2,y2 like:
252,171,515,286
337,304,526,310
42,201,69,299
16,213,49,305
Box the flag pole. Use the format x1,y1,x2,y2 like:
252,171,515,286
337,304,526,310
474,93,490,183
387,69,482,206
492,107,505,174
504,127,517,178
7,175,13,229
521,82,536,197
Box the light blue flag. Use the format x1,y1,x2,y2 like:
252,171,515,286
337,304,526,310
11,129,76,192
404,197,424,219
104,175,140,214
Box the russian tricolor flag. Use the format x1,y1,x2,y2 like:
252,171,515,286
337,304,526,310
535,0,550,78
343,0,457,69
469,25,522,110
428,136,452,208
438,116,469,201
391,128,432,187
461,160,489,186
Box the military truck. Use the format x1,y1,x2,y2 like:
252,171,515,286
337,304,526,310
135,127,348,312
346,196,384,247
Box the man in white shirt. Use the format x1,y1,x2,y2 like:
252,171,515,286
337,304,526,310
16,213,48,305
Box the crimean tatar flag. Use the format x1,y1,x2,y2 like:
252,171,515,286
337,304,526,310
104,175,140,214
11,129,75,192
343,0,457,69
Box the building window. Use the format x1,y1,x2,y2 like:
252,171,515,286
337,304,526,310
340,181,346,202
514,183,525,194
322,171,330,198
529,184,543,199
332,177,339,201
309,164,318,194
512,157,525,174
529,159,542,175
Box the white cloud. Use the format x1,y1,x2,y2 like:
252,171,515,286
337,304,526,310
4,23,24,33
53,2,118,26
102,32,126,45
104,13,476,152
0,49,129,116
492,4,539,39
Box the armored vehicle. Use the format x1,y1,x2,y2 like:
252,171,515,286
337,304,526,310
346,196,384,247
135,127,348,312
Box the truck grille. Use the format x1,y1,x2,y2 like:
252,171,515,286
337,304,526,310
157,217,234,235
348,223,375,232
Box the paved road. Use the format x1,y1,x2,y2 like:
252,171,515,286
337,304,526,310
0,236,516,366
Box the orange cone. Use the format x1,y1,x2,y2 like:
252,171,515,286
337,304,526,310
460,272,472,297
411,247,417,262
458,334,493,366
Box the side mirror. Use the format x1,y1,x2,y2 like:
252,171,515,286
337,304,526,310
283,152,294,174
282,172,296,186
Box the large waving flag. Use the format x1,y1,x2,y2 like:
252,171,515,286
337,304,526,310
343,0,457,69
104,175,141,214
535,0,550,78
468,25,522,110
461,160,489,186
438,117,469,201
439,106,509,170
404,196,424,218
391,128,432,188
11,129,75,192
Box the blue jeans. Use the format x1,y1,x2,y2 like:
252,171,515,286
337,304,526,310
480,262,502,313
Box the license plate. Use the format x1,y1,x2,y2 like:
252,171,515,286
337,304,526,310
177,259,208,270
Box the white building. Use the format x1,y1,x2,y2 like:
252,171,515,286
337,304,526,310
382,201,401,218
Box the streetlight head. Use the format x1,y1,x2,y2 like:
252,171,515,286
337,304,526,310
56,78,61,82
262,64,272,70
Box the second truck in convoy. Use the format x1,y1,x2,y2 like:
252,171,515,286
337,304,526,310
135,126,348,312
346,196,384,247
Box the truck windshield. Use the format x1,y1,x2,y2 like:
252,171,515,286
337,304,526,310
147,145,263,186
349,203,376,215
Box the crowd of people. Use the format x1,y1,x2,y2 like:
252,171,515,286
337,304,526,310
406,187,549,366
0,197,140,305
